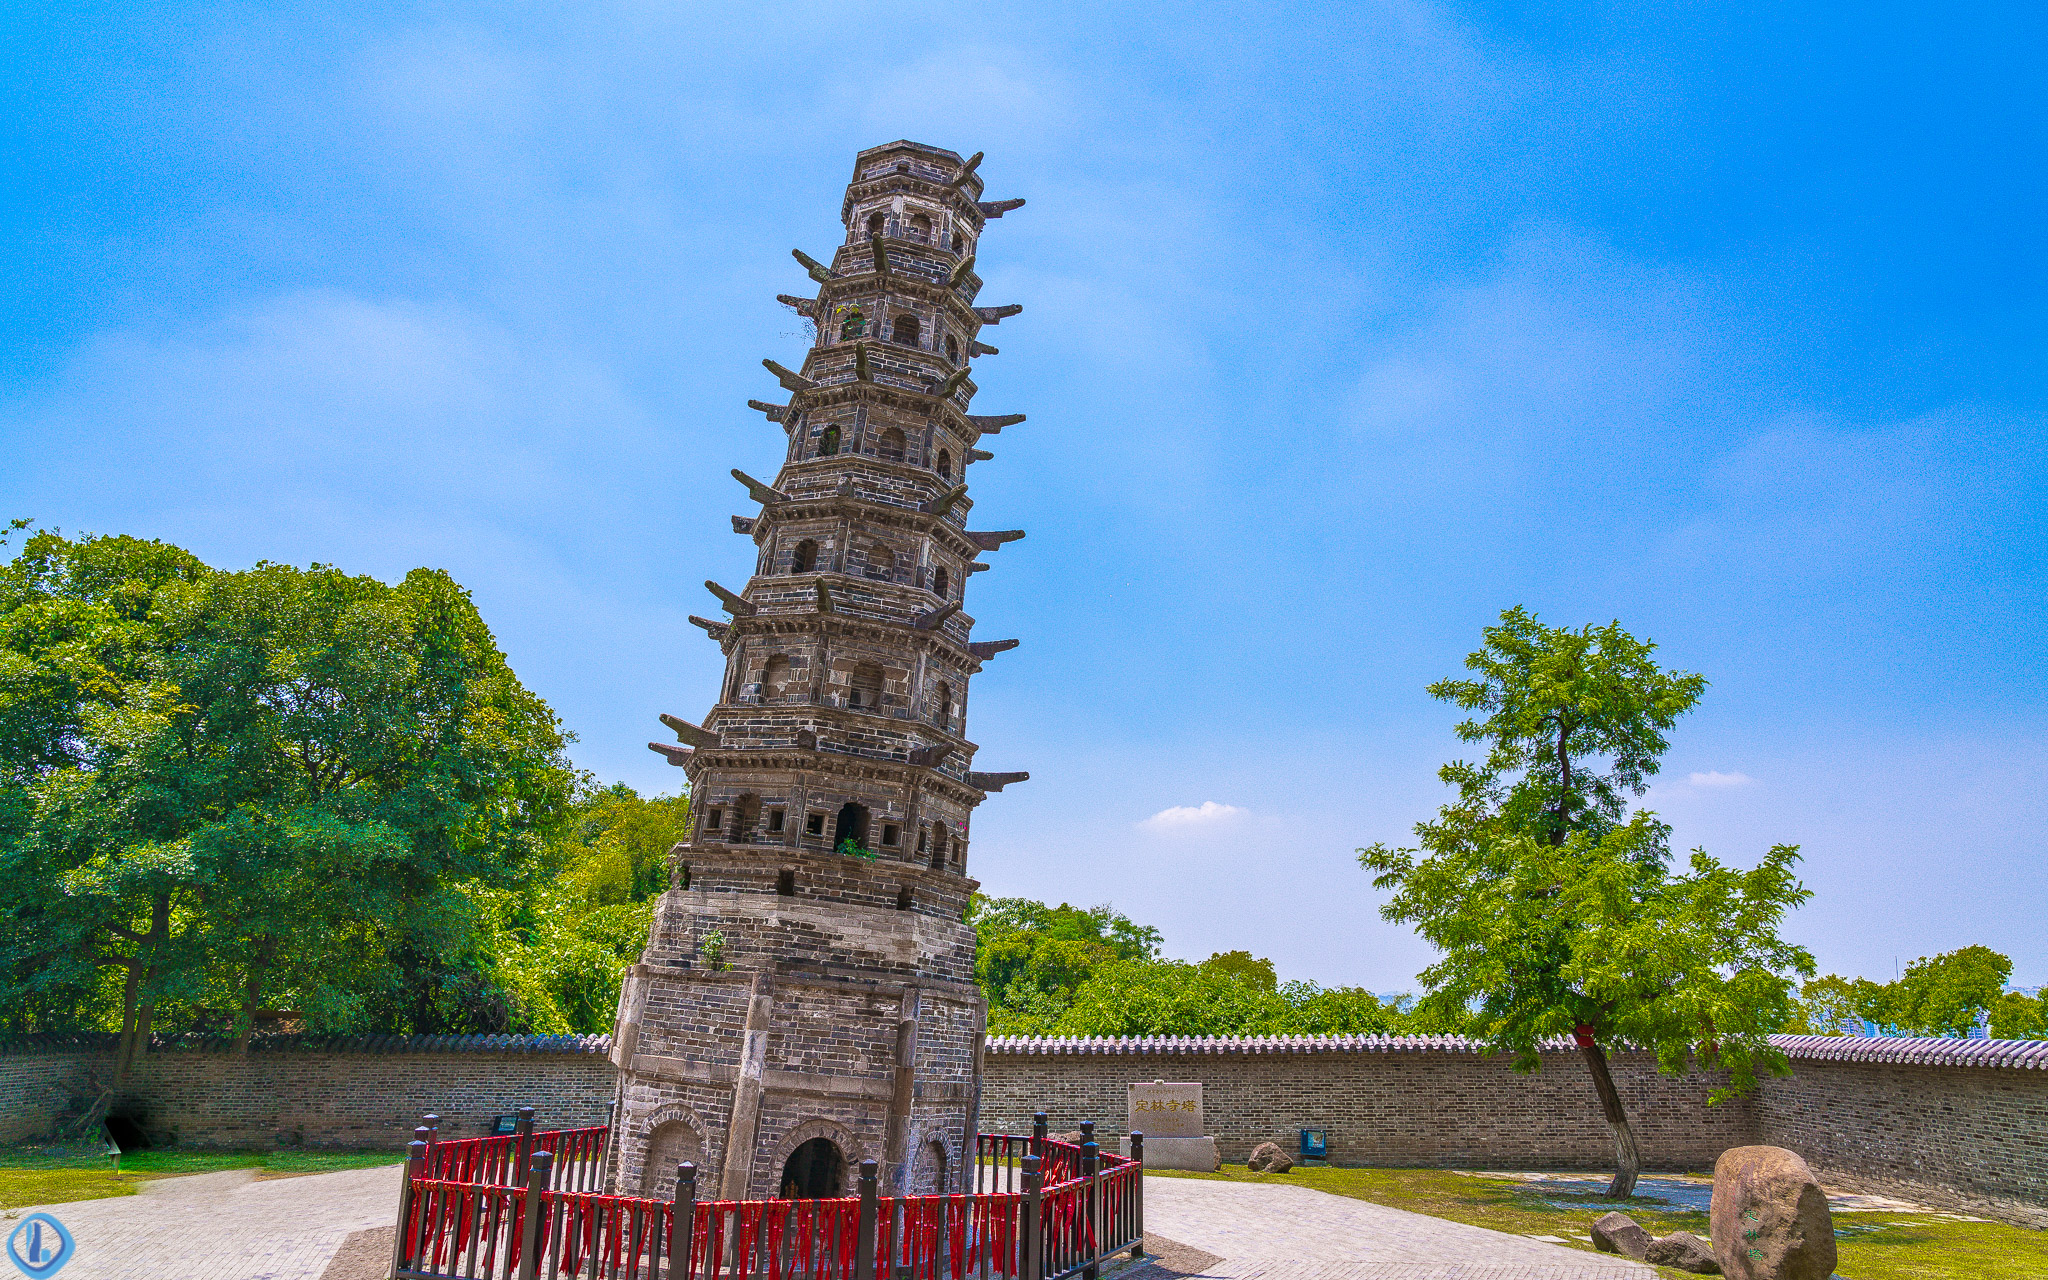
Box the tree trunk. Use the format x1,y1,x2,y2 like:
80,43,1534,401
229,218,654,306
1577,1033,1640,1198
232,940,272,1056
110,893,172,1087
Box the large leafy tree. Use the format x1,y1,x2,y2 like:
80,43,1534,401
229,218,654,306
0,529,575,1079
1790,947,2045,1039
1360,608,1814,1198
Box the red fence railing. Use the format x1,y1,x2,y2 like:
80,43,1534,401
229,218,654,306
391,1111,1145,1280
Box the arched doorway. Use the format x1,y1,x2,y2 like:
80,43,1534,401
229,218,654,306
833,802,868,850
778,1137,845,1199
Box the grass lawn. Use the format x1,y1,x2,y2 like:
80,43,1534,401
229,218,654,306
1149,1165,2048,1280
0,1143,403,1212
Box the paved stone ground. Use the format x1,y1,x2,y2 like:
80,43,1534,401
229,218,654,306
6,1164,402,1280
10,1164,1662,1280
1135,1176,1657,1280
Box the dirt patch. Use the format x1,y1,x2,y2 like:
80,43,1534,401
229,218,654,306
321,1224,395,1280
1128,1232,1226,1277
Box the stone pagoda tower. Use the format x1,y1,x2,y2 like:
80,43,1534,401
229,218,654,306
606,141,1029,1202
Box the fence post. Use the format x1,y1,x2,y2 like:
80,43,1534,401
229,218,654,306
1031,1113,1047,1159
513,1106,537,1182
515,1148,553,1280
673,1161,698,1280
1130,1132,1145,1258
1081,1138,1100,1280
422,1113,441,1163
855,1159,879,1280
1021,1155,1043,1280
389,1139,427,1280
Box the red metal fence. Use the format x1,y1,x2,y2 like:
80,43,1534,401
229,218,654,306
391,1112,1145,1280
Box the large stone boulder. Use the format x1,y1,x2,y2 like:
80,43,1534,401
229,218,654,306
1710,1146,1837,1280
1245,1142,1294,1174
1591,1212,1651,1260
1647,1231,1722,1274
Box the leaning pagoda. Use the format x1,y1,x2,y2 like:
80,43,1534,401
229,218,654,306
606,141,1029,1201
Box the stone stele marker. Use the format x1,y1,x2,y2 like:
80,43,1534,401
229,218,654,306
1124,1080,1219,1171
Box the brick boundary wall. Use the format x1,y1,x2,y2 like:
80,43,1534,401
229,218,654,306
0,1050,102,1143
0,1035,615,1150
979,1044,1754,1172
2,1034,2040,1225
1755,1057,2048,1227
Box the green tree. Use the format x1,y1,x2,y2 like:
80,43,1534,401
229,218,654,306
1360,608,1814,1198
0,530,575,1074
1785,974,1887,1035
969,897,1162,1034
1200,950,1277,990
1880,946,2010,1037
1990,988,2046,1040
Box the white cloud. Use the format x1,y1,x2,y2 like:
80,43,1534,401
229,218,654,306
1688,771,1756,788
1139,801,1246,829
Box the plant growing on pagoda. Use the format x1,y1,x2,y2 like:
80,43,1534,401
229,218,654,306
1358,606,1814,1199
836,835,875,863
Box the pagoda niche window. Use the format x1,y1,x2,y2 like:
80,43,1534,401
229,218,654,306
936,449,952,480
806,813,825,836
790,539,817,574
819,425,841,457
839,307,866,340
892,313,921,347
945,335,960,363
933,566,949,599
907,212,932,243
877,427,906,462
882,823,899,847
849,663,884,710
761,654,791,703
865,212,885,239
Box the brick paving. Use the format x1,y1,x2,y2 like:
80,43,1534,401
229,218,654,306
6,1164,402,1280
10,1162,1659,1280
1137,1175,1657,1279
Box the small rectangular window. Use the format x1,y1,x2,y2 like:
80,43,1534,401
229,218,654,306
705,808,723,831
776,869,796,896
768,810,785,832
917,828,928,854
882,824,899,846
806,813,825,836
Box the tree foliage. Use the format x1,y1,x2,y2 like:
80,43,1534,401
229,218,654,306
968,896,1436,1038
1788,947,2045,1040
0,528,672,1065
1359,608,1813,1197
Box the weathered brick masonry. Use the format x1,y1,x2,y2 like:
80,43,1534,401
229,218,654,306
4,1034,2040,1223
1755,1038,2048,1226
0,1046,101,1142
979,1040,1754,1171
980,1035,2048,1227
2,1035,613,1148
610,140,1033,1202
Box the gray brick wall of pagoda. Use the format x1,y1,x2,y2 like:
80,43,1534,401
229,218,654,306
606,140,1029,1203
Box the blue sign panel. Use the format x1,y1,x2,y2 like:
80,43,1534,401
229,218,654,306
7,1213,74,1278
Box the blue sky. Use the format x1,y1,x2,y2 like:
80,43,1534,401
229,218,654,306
5,2,2044,991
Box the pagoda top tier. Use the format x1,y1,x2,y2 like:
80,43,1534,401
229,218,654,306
849,141,984,197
